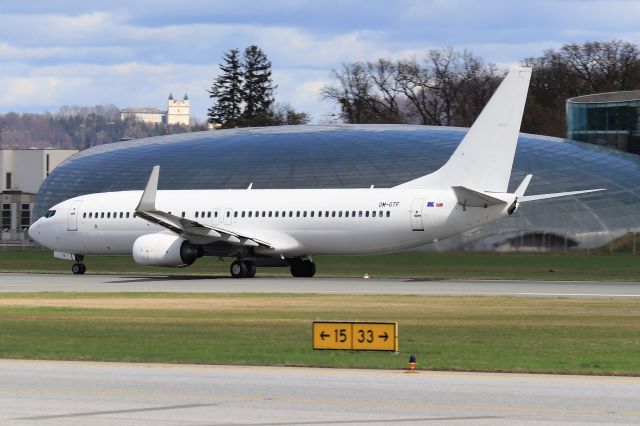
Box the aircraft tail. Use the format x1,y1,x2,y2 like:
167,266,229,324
395,66,532,192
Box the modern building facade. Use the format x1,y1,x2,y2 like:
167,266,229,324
35,125,640,251
567,90,640,155
120,94,190,126
2,148,77,241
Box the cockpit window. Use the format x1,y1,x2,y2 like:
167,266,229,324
44,210,56,218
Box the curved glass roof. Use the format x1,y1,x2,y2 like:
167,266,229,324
37,124,640,249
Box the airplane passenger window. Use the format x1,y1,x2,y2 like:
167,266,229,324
345,211,349,217
181,212,185,218
241,211,245,217
275,211,279,217
282,211,286,217
338,211,342,217
303,211,307,217
326,211,330,217
332,211,336,217
268,211,272,217
248,211,252,218
201,211,205,217
365,211,369,217
289,211,293,217
83,213,86,218
195,212,199,218
262,211,266,217
379,210,383,217
120,212,123,218
207,212,211,218
310,211,314,217
88,213,92,218
372,211,376,217
386,211,390,217
234,211,238,217
133,213,137,218
318,211,322,217
107,212,111,218
126,212,130,218
359,211,363,217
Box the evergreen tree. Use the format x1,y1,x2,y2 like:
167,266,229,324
241,45,275,125
207,49,244,128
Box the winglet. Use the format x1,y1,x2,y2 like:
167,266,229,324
136,165,160,212
515,174,533,198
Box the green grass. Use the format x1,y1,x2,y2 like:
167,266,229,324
1,248,639,280
1,293,639,375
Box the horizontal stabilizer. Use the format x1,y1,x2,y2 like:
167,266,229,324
452,186,508,208
519,188,605,203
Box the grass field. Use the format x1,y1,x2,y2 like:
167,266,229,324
1,292,639,376
1,248,639,280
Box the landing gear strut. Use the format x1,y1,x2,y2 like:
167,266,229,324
71,262,86,275
230,260,256,278
290,259,316,278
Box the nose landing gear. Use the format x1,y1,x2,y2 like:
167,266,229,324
71,262,86,275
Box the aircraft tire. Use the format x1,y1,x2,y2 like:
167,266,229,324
291,259,316,277
72,263,86,275
230,260,247,278
303,260,316,277
243,261,256,278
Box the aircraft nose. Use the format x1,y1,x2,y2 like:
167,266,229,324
28,219,42,245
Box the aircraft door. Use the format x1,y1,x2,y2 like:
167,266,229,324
66,200,83,231
223,208,233,225
410,198,424,231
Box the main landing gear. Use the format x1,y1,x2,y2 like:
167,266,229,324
290,259,316,278
71,262,86,275
230,260,257,278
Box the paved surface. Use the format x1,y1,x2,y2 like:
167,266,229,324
1,273,640,297
1,360,639,425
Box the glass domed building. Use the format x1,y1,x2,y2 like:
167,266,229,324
36,125,640,251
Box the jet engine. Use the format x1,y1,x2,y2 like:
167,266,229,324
132,233,203,267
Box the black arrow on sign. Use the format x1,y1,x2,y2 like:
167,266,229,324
378,332,389,341
320,331,330,340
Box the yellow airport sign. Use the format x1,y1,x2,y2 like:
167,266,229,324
312,321,398,352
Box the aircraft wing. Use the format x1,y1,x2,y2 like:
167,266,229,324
135,166,274,249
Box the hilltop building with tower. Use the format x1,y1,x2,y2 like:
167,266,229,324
120,94,190,126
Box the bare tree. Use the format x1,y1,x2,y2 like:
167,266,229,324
324,48,500,127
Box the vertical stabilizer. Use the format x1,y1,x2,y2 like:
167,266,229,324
395,67,531,192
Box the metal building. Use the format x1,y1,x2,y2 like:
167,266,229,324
567,90,640,155
35,125,640,251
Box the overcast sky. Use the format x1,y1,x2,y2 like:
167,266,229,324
1,0,639,123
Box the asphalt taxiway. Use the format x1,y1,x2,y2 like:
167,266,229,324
1,273,640,297
1,360,639,425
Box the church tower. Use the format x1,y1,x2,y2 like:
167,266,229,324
166,93,190,126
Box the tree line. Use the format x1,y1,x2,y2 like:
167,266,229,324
322,40,640,137
0,106,205,150
208,45,310,128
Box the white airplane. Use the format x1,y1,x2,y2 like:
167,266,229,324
29,67,603,278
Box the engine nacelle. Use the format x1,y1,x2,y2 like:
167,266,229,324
132,233,203,267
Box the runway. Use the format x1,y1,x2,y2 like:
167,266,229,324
0,359,638,425
1,273,640,297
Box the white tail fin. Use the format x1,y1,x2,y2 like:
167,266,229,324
395,67,532,192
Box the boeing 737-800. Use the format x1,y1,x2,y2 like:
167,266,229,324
28,67,603,278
